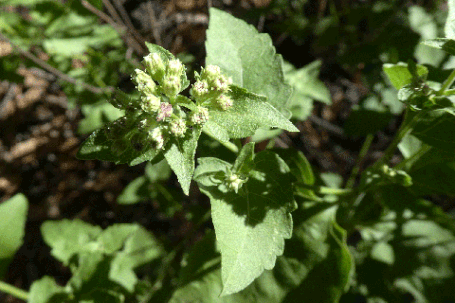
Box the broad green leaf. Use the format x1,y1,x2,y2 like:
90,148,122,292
284,60,331,121
77,128,160,166
28,276,69,303
206,8,292,114
446,0,455,39
171,202,352,302
412,108,455,151
78,103,123,135
383,62,428,90
164,126,203,195
41,219,102,265
117,176,149,205
422,38,455,56
205,86,298,140
194,151,296,296
109,225,163,292
0,193,28,277
145,159,172,183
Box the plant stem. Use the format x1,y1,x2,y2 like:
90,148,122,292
438,69,455,95
374,108,422,169
346,133,374,188
202,129,239,154
297,184,353,196
0,281,28,301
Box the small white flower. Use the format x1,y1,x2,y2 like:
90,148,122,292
167,59,184,76
190,106,209,125
150,127,164,149
140,94,161,113
191,80,209,98
212,75,231,92
226,173,243,193
216,94,233,110
170,118,187,137
205,65,221,77
144,53,165,79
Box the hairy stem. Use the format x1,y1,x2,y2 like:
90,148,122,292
0,281,28,302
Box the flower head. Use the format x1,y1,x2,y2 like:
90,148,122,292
144,53,165,80
140,94,161,113
190,106,209,125
156,102,173,122
216,94,233,110
170,118,187,137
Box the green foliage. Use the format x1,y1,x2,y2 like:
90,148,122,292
4,3,455,303
27,220,163,302
0,194,28,277
194,144,296,295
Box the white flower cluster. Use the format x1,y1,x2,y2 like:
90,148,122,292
190,65,233,112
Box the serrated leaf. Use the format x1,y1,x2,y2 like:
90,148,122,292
77,128,160,166
41,219,102,265
422,38,455,56
206,86,298,140
0,193,28,277
171,202,352,302
206,8,292,114
164,126,203,195
28,276,69,303
383,62,428,90
194,151,296,295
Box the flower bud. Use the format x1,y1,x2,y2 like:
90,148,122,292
216,94,233,110
162,75,181,97
203,65,221,80
133,69,156,95
144,53,165,81
167,59,184,77
170,118,187,137
212,75,232,92
150,127,164,149
190,80,209,99
190,106,209,125
140,94,161,113
226,173,244,193
156,102,173,122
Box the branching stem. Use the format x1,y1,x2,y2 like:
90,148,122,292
0,280,28,302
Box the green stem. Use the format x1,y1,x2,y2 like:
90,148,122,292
0,280,28,301
297,184,353,196
394,144,431,171
202,129,239,154
374,108,422,169
346,133,374,188
438,69,455,95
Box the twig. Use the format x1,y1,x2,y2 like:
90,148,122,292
112,0,146,46
0,83,17,118
257,14,265,32
82,0,145,55
102,0,125,28
0,280,28,302
0,32,113,94
146,1,162,45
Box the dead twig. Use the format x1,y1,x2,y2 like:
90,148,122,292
112,0,147,46
82,0,145,55
146,1,162,46
0,32,113,95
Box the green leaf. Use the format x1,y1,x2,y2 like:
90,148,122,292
284,60,331,121
78,103,123,135
171,202,352,302
412,108,455,151
0,193,28,277
206,8,292,114
422,38,455,56
231,142,255,175
383,62,428,90
41,219,102,265
28,276,69,303
117,176,149,205
77,128,160,166
164,126,203,195
108,225,163,292
145,159,172,183
205,86,298,140
446,0,455,39
194,151,296,296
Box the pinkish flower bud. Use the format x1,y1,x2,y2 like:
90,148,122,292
156,102,173,122
216,94,233,110
190,106,209,125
